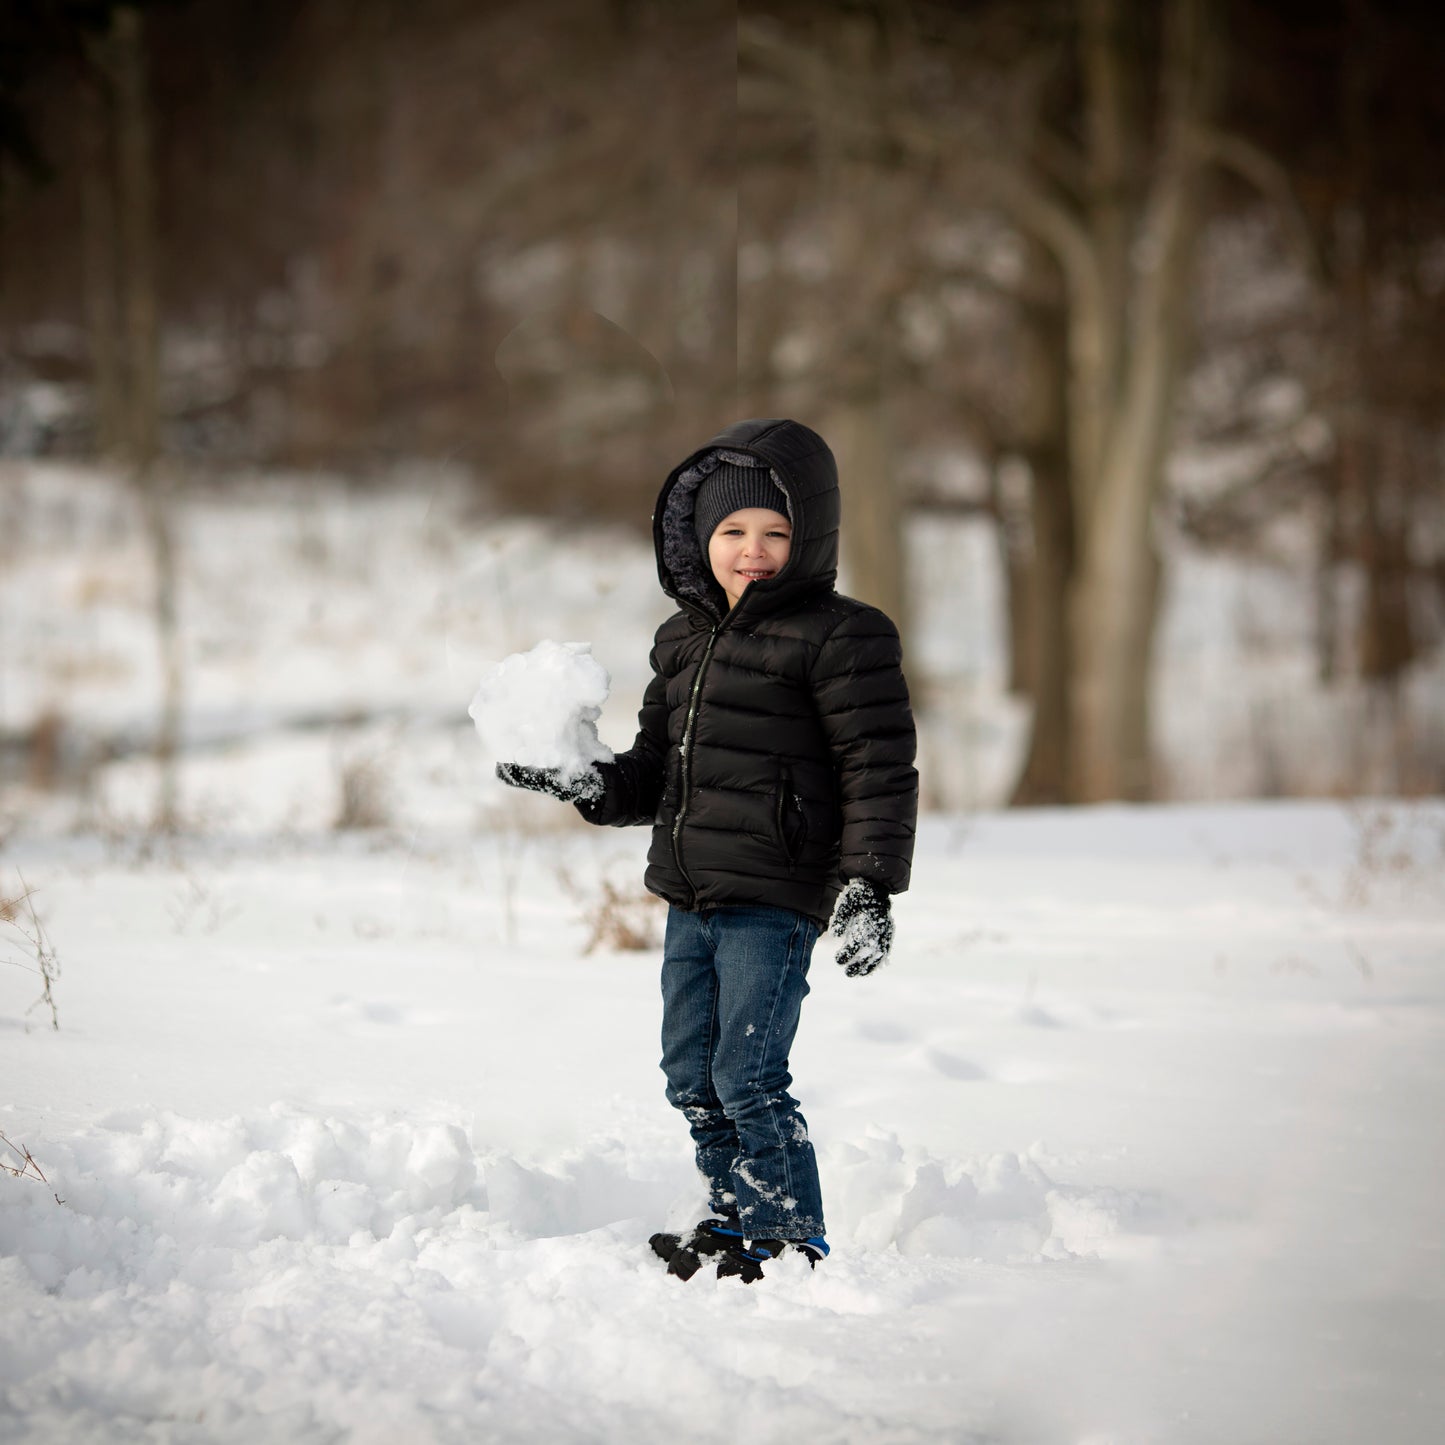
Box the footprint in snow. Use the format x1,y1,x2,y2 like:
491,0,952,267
324,995,441,1032
1016,1003,1065,1029
923,1048,988,1082
856,1018,915,1044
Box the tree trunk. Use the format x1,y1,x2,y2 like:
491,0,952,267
1009,241,1074,805
114,7,159,467
1335,0,1415,686
1066,0,1218,801
1010,451,1075,805
825,387,907,637
995,460,1032,701
76,50,126,459
1069,497,1157,799
1075,0,1131,499
737,191,794,420
809,19,910,638
113,3,181,833
333,0,392,459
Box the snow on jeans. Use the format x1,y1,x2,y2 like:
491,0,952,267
660,902,825,1240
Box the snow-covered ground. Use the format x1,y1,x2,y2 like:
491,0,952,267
3,800,1443,1444
2,463,1443,1441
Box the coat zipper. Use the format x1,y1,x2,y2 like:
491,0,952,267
671,620,722,901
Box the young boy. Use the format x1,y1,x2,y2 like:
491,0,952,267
497,417,918,1281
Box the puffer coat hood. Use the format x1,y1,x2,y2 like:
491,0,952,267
579,417,917,926
653,417,841,622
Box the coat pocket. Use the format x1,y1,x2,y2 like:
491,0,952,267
773,763,809,867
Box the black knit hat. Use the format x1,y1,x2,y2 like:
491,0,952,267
693,462,786,552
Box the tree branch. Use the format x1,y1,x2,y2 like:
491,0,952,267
1189,124,1326,287
740,20,1102,323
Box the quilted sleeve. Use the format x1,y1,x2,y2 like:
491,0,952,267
574,645,668,829
809,607,918,892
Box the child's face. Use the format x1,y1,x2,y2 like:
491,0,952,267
707,507,792,610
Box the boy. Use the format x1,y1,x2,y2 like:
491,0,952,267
498,417,918,1281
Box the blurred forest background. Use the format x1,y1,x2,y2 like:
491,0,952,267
1,0,1444,827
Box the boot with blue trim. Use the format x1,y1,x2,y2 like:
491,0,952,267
649,1215,745,1280
716,1235,829,1282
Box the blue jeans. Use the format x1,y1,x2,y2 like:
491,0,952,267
660,903,825,1240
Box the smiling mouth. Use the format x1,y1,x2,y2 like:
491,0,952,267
737,569,775,580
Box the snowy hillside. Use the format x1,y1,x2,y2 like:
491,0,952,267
3,801,1443,1443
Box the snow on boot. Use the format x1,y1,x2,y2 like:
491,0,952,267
716,1236,829,1283
648,1216,744,1280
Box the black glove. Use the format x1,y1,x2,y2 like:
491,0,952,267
828,877,894,977
494,762,603,805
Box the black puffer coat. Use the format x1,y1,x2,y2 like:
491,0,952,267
578,417,918,927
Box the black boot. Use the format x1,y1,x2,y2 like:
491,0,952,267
648,1216,744,1280
716,1236,828,1283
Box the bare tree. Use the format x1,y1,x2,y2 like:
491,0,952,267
1003,236,1074,804
740,9,942,634
75,45,127,459
743,0,1225,800
108,4,180,830
1057,0,1223,799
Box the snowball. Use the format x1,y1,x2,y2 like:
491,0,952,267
468,640,614,781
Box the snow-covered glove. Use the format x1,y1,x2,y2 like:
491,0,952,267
828,878,894,978
494,762,603,805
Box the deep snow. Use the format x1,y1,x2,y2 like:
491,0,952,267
3,801,1443,1444
2,463,1443,1440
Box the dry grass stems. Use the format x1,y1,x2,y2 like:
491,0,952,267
0,1131,64,1206
1,873,61,1030
556,863,663,954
